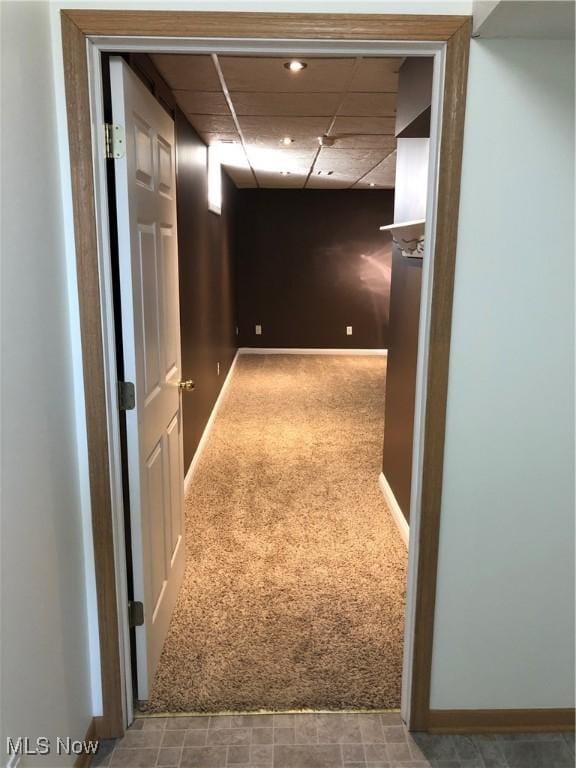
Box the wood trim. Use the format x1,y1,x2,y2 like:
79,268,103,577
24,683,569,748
61,13,124,738
61,10,468,40
183,351,239,495
237,348,388,355
73,718,97,768
378,472,409,548
428,708,576,733
59,9,471,737
409,18,472,731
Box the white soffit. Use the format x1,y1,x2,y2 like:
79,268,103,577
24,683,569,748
473,0,575,38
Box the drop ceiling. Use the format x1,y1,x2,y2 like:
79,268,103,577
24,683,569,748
151,54,402,189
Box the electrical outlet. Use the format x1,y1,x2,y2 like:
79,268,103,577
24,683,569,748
217,362,220,376
255,324,262,336
235,326,239,336
346,326,353,336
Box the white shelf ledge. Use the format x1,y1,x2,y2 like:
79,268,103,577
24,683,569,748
380,219,425,258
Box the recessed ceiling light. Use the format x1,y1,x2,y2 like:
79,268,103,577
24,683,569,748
369,182,376,187
281,137,294,146
280,171,291,175
284,60,307,72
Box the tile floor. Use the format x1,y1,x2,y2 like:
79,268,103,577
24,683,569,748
91,712,575,768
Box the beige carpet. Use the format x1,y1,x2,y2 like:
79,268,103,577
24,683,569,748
145,354,407,713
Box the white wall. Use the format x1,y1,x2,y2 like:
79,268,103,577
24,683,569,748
0,2,95,765
431,38,575,709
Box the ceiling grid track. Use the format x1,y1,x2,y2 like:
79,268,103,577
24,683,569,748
152,52,402,189
304,56,364,189
349,150,397,190
211,53,260,188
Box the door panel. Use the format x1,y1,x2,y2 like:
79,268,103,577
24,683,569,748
146,441,167,616
111,57,186,701
161,227,179,378
157,137,173,197
166,415,183,562
139,224,161,401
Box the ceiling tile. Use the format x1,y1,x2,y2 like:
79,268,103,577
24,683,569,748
239,116,331,149
225,166,257,187
218,144,253,186
256,171,308,188
166,53,403,189
217,142,250,165
151,54,221,91
218,56,356,93
311,148,387,186
355,150,397,188
174,91,230,115
338,93,396,117
202,132,241,145
349,58,401,92
245,146,316,176
315,147,386,174
331,116,396,135
230,92,340,117
306,174,355,189
184,115,237,137
325,135,397,150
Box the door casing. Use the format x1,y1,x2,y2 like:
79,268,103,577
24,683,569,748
60,9,471,738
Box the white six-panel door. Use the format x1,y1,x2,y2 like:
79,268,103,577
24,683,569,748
110,57,186,701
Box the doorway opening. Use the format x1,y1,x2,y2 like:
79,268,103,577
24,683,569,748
61,10,470,736
106,46,433,721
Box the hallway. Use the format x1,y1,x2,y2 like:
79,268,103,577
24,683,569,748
146,354,407,713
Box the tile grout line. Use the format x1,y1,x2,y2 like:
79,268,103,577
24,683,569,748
106,712,574,768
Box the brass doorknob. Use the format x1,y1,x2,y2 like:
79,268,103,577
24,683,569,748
178,379,195,391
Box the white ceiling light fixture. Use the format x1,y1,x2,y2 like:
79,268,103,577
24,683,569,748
281,137,294,146
284,60,307,73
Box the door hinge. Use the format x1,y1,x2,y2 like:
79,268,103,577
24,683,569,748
118,381,135,411
104,123,125,159
128,601,144,628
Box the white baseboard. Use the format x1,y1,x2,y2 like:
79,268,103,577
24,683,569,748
378,472,409,548
238,347,388,356
183,350,239,495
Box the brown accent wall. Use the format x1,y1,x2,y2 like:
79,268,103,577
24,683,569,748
125,53,239,473
235,189,394,349
382,57,433,522
395,57,434,137
175,109,238,471
382,254,422,519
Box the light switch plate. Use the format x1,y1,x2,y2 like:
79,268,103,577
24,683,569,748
346,326,353,336
255,324,262,335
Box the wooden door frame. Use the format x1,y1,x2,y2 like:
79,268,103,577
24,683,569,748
60,9,471,739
